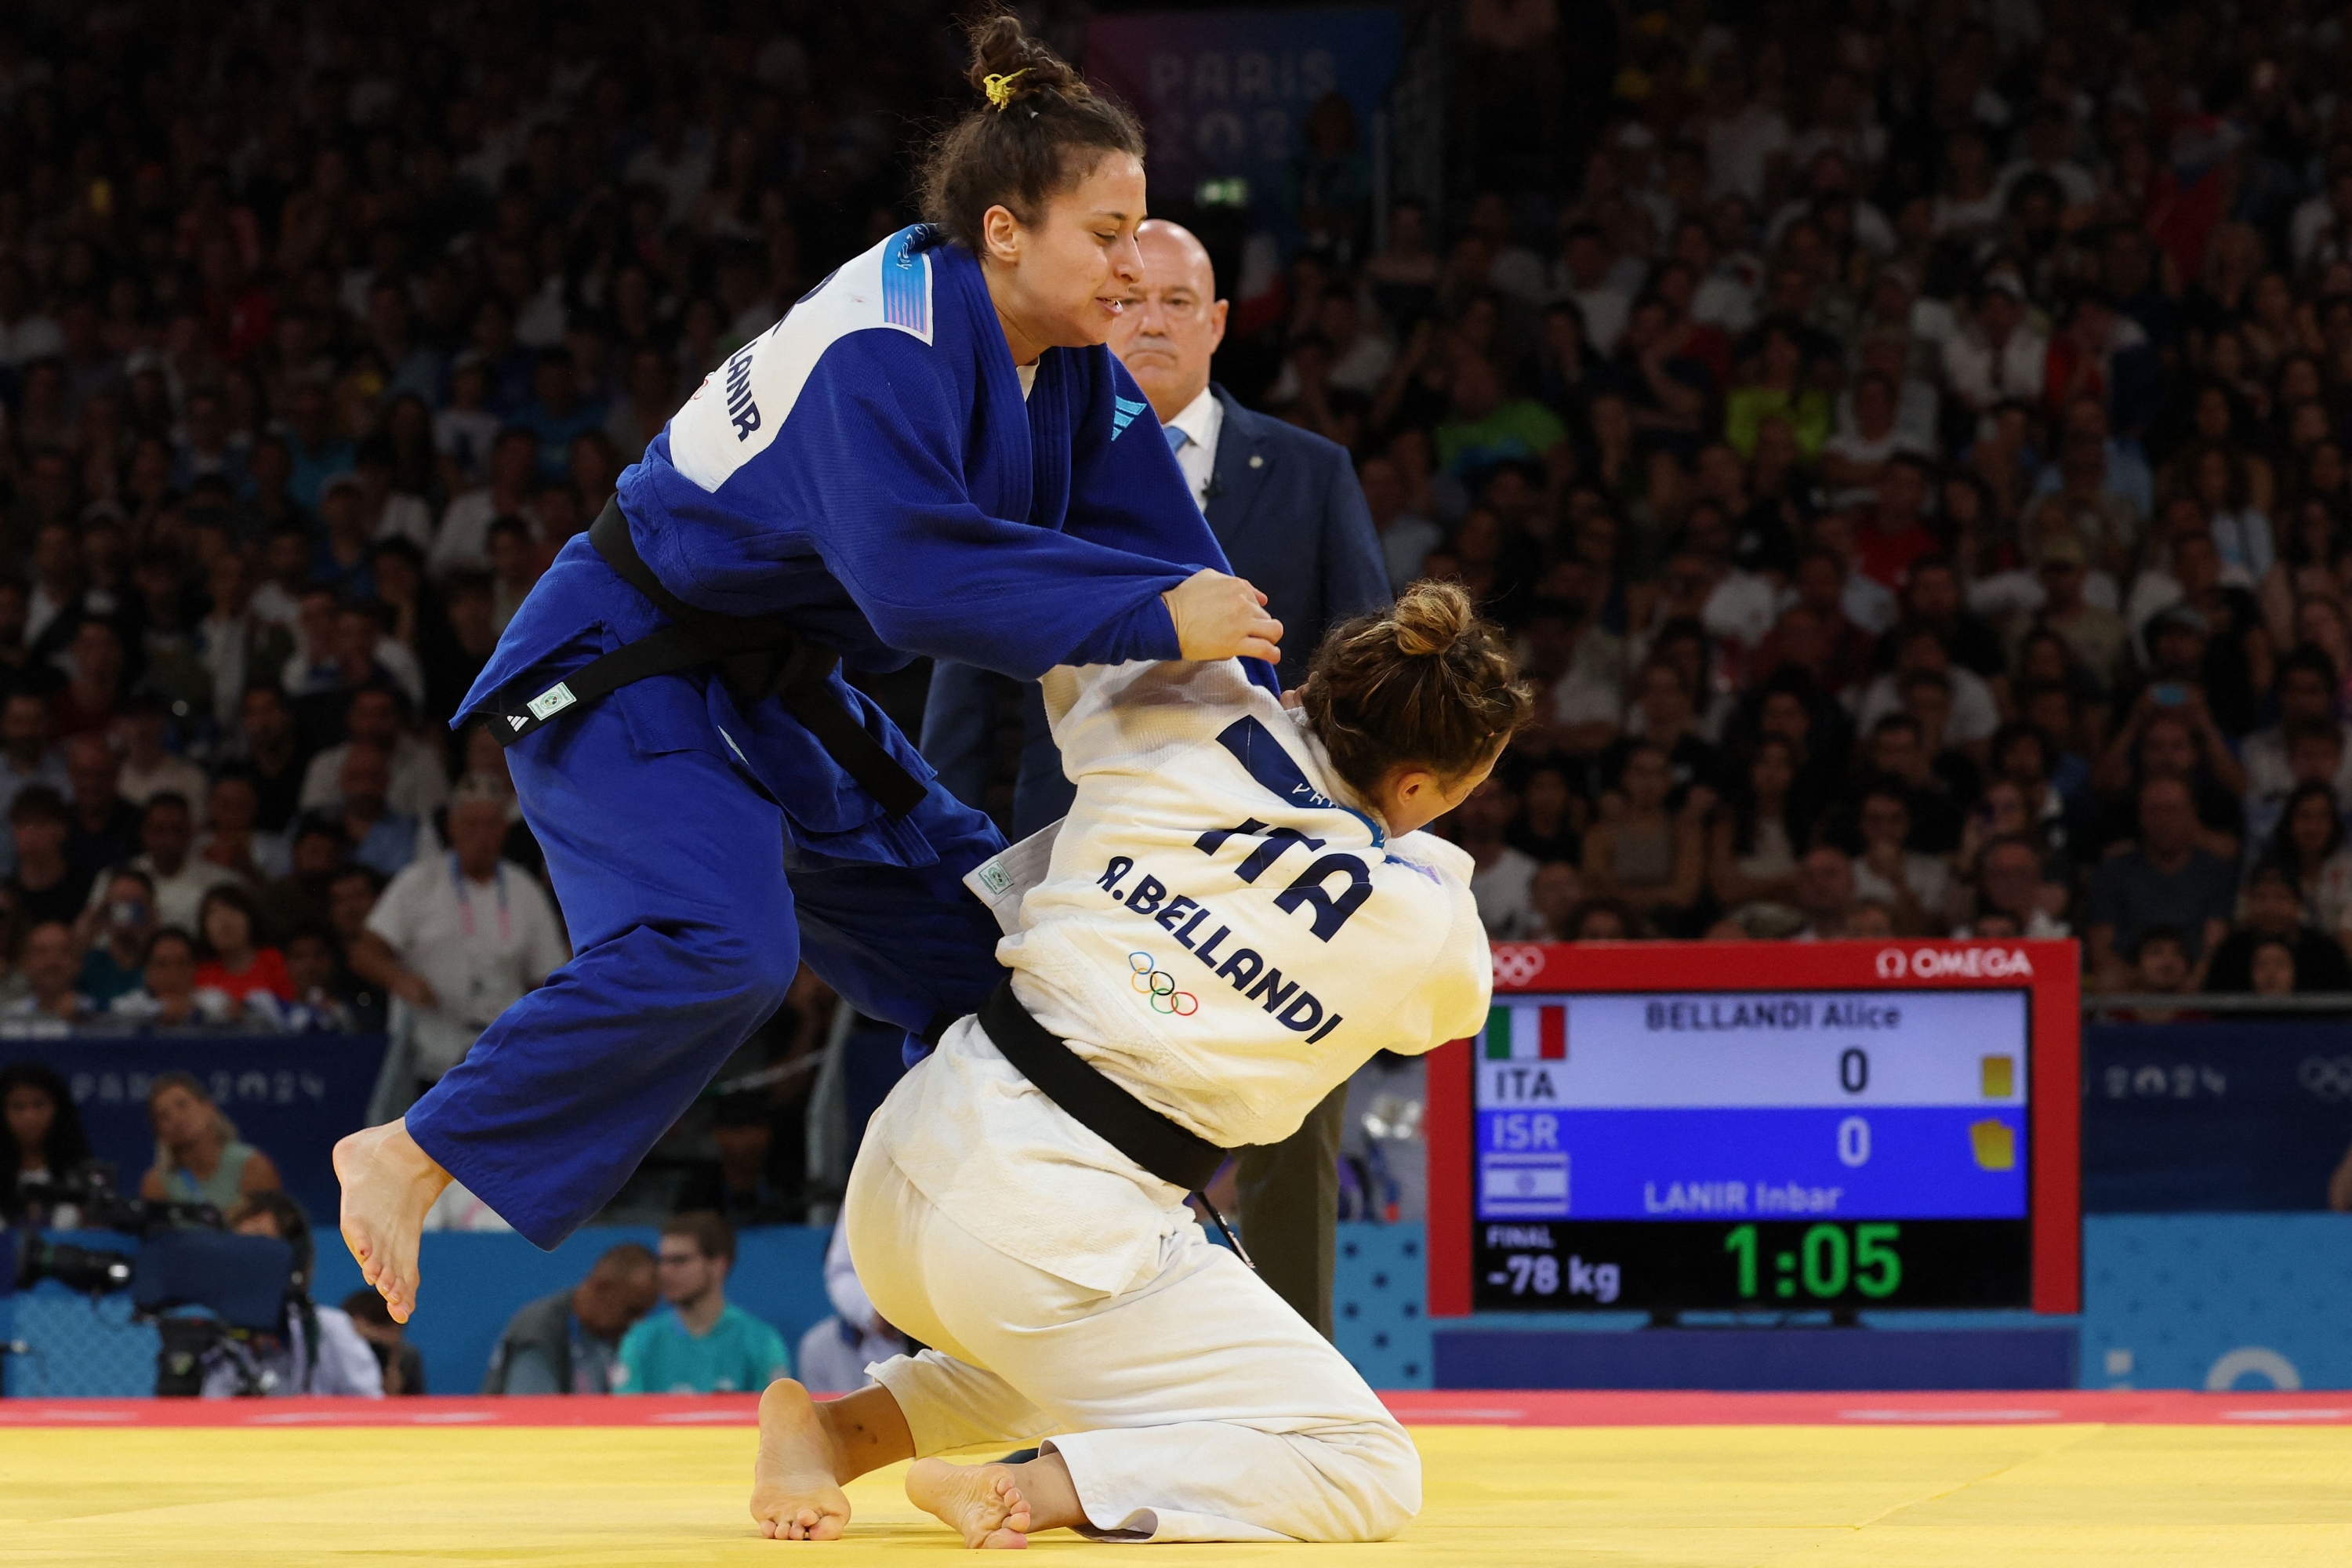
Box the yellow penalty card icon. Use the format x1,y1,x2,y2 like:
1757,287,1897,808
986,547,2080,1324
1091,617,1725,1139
1969,1119,2016,1171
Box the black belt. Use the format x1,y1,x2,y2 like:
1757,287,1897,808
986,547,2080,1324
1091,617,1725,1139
489,499,928,818
980,978,1230,1192
978,980,1254,1267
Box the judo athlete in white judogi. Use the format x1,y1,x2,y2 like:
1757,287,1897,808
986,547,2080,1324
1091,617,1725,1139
748,582,1530,1547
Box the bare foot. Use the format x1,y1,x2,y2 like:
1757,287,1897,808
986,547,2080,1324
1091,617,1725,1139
750,1380,853,1541
906,1459,1033,1550
332,1119,450,1325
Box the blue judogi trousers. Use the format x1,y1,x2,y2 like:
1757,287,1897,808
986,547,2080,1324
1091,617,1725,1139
403,689,1007,1249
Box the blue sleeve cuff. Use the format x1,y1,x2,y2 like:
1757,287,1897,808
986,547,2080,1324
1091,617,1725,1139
1065,590,1182,666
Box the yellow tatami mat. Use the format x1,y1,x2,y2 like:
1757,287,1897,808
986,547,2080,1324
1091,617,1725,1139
5,1418,2351,1566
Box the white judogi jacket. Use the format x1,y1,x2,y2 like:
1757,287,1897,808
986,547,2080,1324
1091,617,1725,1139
868,658,1490,1294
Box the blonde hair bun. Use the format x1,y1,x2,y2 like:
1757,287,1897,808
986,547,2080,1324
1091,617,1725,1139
1388,580,1475,659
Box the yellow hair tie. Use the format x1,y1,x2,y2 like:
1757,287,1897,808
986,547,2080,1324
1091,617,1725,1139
982,69,1027,111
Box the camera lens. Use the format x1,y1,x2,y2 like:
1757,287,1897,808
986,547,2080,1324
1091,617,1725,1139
20,1238,135,1295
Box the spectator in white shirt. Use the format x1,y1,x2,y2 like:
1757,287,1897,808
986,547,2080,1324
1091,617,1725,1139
1941,276,2047,413
246,528,312,631
351,780,570,1087
106,792,241,935
1791,846,1860,940
2241,646,2352,802
2290,165,2352,269
197,553,291,744
1996,101,2098,212
1700,59,1790,205
1264,292,1395,405
281,589,423,711
1786,68,1889,183
1840,327,1941,447
1849,784,1955,932
1820,369,1932,493
1357,455,1442,592
1853,625,2003,749
112,696,209,808
299,686,451,823
1466,191,1551,307
1552,222,1632,355
1457,778,1543,938
433,355,503,488
430,427,543,578
622,99,713,223
0,258,63,369
353,436,434,551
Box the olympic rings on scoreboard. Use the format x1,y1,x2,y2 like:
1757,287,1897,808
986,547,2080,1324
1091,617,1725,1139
1128,951,1199,1016
1491,944,1548,988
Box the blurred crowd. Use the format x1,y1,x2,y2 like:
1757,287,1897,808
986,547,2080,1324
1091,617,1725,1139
0,0,2338,1087
1273,0,2352,1004
10,0,2352,1398
0,0,922,1040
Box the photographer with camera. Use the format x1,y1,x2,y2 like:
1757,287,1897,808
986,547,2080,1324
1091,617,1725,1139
73,866,155,1006
2,1060,93,1224
135,1072,281,1210
9,1160,375,1399
200,1191,382,1397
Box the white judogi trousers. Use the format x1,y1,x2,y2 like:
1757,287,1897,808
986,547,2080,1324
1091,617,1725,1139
848,1145,1421,1544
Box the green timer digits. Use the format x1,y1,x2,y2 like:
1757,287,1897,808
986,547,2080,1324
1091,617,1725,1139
1723,1222,1903,1300
1470,1218,2022,1312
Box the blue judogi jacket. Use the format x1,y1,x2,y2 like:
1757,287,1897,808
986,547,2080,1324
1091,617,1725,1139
462,226,1233,864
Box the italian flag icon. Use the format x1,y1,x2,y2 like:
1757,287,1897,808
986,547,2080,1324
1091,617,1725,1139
1485,1003,1566,1061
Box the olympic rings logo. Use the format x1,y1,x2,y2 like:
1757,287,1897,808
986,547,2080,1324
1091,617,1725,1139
1129,952,1199,1017
2299,1056,2352,1102
1491,945,1548,988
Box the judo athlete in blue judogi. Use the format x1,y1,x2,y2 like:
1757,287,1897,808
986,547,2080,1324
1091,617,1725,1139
334,100,1286,1323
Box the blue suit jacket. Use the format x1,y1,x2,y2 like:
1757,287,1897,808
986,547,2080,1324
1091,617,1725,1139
922,384,1389,837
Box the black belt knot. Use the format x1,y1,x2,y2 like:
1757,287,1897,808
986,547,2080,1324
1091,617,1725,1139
489,498,927,818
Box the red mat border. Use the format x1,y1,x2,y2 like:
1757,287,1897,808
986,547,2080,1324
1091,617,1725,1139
2,1390,2348,1428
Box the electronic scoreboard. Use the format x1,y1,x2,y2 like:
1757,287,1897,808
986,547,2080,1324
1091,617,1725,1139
1427,940,2080,1317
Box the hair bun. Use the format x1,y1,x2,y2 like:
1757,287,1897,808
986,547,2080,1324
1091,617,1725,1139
965,11,1079,106
1298,579,1532,798
1389,580,1474,659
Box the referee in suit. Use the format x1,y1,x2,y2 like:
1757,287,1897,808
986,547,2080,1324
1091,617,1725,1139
922,220,1389,1339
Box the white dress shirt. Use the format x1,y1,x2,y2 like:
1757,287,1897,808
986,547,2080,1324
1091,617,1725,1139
367,855,571,1080
1163,385,1225,513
